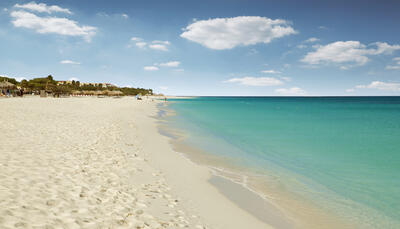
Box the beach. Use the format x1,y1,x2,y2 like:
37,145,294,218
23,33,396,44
0,96,285,229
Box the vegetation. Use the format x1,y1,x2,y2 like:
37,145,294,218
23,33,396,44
0,75,153,96
0,76,19,85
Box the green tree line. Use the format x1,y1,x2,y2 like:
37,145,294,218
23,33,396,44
0,75,153,96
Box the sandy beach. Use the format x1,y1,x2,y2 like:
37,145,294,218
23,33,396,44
0,96,286,229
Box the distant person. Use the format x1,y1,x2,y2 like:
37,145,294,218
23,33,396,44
164,97,167,102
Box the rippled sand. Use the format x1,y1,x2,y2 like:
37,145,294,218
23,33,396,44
0,96,273,229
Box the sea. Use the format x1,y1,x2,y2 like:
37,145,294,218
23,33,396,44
160,97,400,228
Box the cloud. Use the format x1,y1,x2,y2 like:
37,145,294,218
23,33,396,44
275,87,306,95
297,44,307,49
261,70,281,74
386,65,400,70
304,37,319,43
159,86,168,90
144,66,159,71
301,41,400,68
69,77,79,81
224,76,283,86
159,61,180,67
355,81,400,91
131,37,142,41
149,44,169,51
180,16,297,50
14,77,26,82
14,2,72,14
346,88,355,93
152,40,170,45
121,13,128,19
135,42,147,48
318,26,327,30
11,10,97,42
60,60,80,65
130,38,171,51
174,69,184,72
386,57,400,70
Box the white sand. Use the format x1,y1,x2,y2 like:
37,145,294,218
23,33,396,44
0,96,276,229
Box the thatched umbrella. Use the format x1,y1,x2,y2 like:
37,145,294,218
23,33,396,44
83,90,95,96
0,81,15,89
94,90,105,96
71,90,82,96
0,81,16,96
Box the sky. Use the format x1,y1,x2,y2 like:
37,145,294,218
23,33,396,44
1,0,400,96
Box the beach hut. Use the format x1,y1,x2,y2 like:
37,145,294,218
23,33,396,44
0,81,16,96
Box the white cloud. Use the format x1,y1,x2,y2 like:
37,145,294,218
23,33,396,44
386,57,400,70
174,68,184,72
275,87,306,95
346,88,355,93
60,60,80,65
301,41,400,68
152,40,170,45
121,13,128,19
14,2,72,14
144,66,159,71
180,16,297,50
69,77,79,81
3,8,8,12
129,38,171,51
135,42,147,48
304,37,319,43
318,26,327,30
15,77,27,82
159,61,180,67
159,86,168,90
297,44,307,49
355,81,400,91
149,44,168,51
224,76,283,86
385,65,400,70
131,37,142,41
261,70,281,74
373,42,400,55
11,10,96,42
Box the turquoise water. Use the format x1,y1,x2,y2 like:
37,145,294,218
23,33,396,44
166,97,400,228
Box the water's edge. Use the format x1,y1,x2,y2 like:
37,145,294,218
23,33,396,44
155,102,355,229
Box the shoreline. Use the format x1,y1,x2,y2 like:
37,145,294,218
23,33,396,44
157,101,359,229
2,96,394,228
135,98,280,229
0,96,277,229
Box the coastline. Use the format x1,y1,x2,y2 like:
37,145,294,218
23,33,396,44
157,98,358,229
159,97,400,229
0,96,277,229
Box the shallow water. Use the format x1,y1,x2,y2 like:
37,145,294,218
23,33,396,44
165,97,400,228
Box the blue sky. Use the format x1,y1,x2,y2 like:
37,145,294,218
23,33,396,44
1,0,400,96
